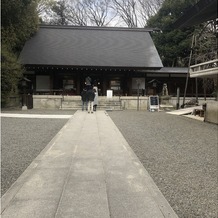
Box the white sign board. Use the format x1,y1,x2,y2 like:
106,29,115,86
107,90,113,98
148,96,159,111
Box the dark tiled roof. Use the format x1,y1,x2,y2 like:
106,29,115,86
141,67,188,74
19,25,163,69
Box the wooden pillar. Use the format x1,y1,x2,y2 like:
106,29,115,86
102,77,107,96
50,71,53,94
128,74,132,96
80,72,85,90
76,73,81,95
123,74,127,96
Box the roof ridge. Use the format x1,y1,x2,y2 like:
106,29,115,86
39,24,160,32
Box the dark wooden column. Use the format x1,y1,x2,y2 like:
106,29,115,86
102,77,107,96
123,73,129,96
76,73,81,95
50,71,53,94
127,74,132,96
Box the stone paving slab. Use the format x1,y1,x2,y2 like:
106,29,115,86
1,111,178,218
166,106,202,115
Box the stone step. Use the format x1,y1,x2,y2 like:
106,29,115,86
61,99,122,110
159,104,175,111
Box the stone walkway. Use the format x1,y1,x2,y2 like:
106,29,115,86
1,111,178,218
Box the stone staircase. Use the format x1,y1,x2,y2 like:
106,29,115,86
60,96,122,111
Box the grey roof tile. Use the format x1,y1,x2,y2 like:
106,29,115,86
19,25,163,69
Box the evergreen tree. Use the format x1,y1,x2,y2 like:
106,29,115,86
1,45,24,106
1,0,39,52
147,0,198,67
1,0,39,106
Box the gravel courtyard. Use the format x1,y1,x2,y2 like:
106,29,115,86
108,110,217,218
1,109,75,196
1,109,217,218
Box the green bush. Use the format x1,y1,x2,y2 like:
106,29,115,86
1,46,23,107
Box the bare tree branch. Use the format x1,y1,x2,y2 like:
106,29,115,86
111,0,164,27
39,0,164,27
67,0,88,26
65,0,116,26
36,0,55,16
111,0,139,27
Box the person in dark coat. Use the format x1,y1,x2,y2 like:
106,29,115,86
86,88,95,113
85,76,92,90
81,88,88,111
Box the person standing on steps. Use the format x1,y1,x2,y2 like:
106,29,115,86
93,87,98,111
85,76,92,90
81,88,88,111
87,87,95,113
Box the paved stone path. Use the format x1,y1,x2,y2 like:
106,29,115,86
1,111,178,218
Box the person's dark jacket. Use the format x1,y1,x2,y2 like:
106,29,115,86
87,89,95,101
81,90,87,101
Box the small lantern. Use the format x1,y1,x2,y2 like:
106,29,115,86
21,80,27,87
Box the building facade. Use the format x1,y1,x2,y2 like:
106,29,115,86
20,25,201,97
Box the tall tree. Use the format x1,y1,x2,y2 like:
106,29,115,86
111,0,164,27
147,0,198,67
1,0,39,52
137,0,164,27
49,0,70,25
193,21,217,63
66,0,89,26
37,0,55,16
111,0,138,27
1,45,24,106
47,0,116,26
83,0,116,26
37,0,56,23
1,0,39,106
41,0,163,27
